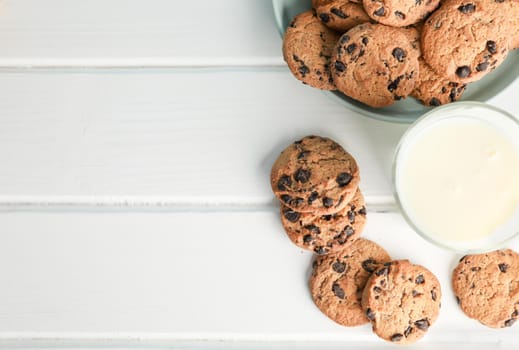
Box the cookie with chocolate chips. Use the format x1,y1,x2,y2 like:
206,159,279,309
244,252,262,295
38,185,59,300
271,135,360,215
452,249,519,328
412,57,467,106
362,0,440,27
362,260,441,344
331,23,419,107
314,0,371,32
281,188,367,255
282,10,340,90
310,238,391,326
421,0,515,83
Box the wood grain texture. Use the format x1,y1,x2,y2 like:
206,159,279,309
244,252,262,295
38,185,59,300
2,210,516,343
0,69,411,207
0,0,283,67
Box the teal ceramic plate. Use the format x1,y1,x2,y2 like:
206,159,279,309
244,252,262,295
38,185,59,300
273,0,519,123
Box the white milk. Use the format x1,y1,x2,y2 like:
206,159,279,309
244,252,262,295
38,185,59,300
394,105,519,249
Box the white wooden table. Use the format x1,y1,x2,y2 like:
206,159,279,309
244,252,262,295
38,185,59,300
0,1,518,349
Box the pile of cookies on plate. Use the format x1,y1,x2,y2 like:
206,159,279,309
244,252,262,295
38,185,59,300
270,135,442,344
282,0,519,107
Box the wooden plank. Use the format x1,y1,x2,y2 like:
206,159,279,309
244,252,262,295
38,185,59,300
0,69,412,206
0,210,516,344
0,0,283,67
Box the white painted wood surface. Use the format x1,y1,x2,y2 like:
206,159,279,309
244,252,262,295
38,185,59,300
0,0,517,348
0,0,282,67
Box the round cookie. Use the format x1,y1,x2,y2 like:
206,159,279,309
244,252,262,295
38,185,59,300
452,249,519,328
363,0,440,27
422,0,514,83
412,57,467,106
331,23,419,107
282,11,340,90
314,0,371,32
271,135,360,215
281,188,367,255
310,238,391,326
362,260,442,344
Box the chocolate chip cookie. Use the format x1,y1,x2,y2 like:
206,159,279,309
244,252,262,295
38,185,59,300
271,135,360,215
314,0,371,32
310,238,391,326
362,260,442,344
281,189,366,255
453,249,519,328
422,0,514,83
412,57,467,106
363,0,440,27
282,10,340,90
331,23,419,107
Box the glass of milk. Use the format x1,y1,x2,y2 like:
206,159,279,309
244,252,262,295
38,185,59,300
393,102,519,253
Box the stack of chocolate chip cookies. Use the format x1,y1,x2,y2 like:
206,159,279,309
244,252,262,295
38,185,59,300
282,0,519,107
270,135,363,255
270,135,442,344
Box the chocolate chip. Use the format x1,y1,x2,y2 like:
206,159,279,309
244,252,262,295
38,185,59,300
298,65,310,77
283,209,300,223
323,197,334,207
476,61,489,72
334,60,346,73
297,150,310,159
362,259,378,273
322,214,333,221
471,266,481,272
404,326,413,337
456,296,460,304
358,206,367,215
277,175,292,190
458,3,476,13
412,290,422,297
340,35,350,44
315,246,329,255
429,98,441,106
505,318,516,327
414,319,430,331
416,0,423,4
487,40,497,54
336,172,353,187
449,88,459,102
331,7,347,18
294,168,311,183
304,224,321,234
347,210,355,224
332,282,345,299
373,286,382,293
395,11,406,19
392,48,406,62
388,76,402,92
459,255,467,262
499,263,509,272
303,234,313,244
374,7,385,16
319,13,330,23
292,197,304,206
280,194,292,203
343,225,354,237
332,261,346,273
456,66,471,78
305,192,317,205
376,266,389,276
362,37,369,45
391,334,403,342
346,43,357,54
366,308,376,321
415,275,425,284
